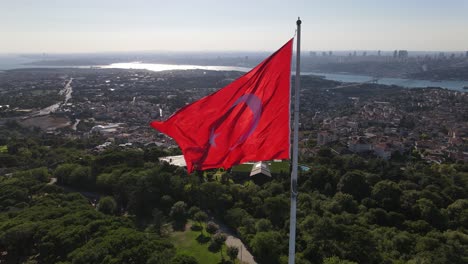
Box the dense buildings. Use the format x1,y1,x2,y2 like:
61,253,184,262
1,68,466,164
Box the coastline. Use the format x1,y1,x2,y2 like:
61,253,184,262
2,62,468,91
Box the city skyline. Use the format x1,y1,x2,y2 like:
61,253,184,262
1,0,468,53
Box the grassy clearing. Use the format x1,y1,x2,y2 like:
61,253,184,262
170,221,225,264
231,163,253,173
270,161,290,174
0,145,7,153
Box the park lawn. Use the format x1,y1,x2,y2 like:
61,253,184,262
231,163,253,173
0,145,7,153
270,161,290,174
170,221,225,264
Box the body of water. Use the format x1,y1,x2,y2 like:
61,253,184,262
101,62,251,73
2,57,467,91
102,62,468,92
309,72,468,92
0,55,35,70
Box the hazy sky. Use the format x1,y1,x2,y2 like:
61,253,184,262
1,0,468,53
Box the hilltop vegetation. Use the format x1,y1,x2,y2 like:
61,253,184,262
1,124,467,264
0,172,176,264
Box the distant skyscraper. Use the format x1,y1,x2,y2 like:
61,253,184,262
328,51,332,56
353,51,357,56
310,51,317,56
393,50,398,58
362,51,367,56
377,50,381,56
466,51,468,57
398,50,408,58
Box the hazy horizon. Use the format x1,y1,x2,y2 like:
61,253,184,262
0,48,468,59
1,0,468,53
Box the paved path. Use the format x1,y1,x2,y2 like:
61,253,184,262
216,220,257,264
225,235,256,264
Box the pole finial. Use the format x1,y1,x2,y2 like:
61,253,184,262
297,17,301,25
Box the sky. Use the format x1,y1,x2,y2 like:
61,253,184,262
1,0,468,53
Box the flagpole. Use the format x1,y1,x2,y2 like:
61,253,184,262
288,17,301,264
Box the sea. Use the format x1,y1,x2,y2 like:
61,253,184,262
1,56,467,92
102,62,468,92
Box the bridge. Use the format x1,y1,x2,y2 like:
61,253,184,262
326,77,380,90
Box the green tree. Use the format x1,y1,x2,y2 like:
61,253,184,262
68,227,174,264
446,199,468,228
161,195,175,213
199,182,232,215
0,153,18,167
54,163,79,184
188,206,201,218
323,256,358,264
97,196,117,215
250,231,283,264
0,222,37,259
372,180,402,211
170,201,188,229
225,208,250,229
210,232,227,259
14,167,50,182
150,208,166,236
206,221,219,236
171,254,198,264
69,165,93,188
337,171,370,201
227,246,239,263
147,249,174,264
193,211,208,234
413,198,447,229
263,195,289,227
255,218,273,232
325,193,358,214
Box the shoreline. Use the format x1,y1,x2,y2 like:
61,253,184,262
2,64,468,91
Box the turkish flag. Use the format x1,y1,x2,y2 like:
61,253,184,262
151,39,293,173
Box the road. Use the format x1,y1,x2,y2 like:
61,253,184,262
32,78,73,117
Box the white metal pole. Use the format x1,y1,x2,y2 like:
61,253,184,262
288,17,301,264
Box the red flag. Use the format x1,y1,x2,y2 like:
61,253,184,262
151,39,293,173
